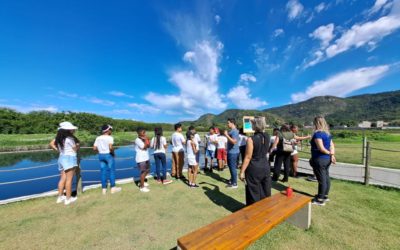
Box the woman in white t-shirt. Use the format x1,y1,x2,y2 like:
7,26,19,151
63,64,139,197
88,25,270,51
93,125,121,195
49,122,79,205
151,128,172,185
186,131,199,188
135,127,151,192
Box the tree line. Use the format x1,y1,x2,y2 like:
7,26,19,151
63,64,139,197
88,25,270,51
0,108,174,134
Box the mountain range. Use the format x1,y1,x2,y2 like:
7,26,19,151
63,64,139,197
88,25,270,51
182,90,400,128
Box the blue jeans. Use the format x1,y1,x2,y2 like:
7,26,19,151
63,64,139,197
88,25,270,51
154,153,167,180
228,153,239,185
98,153,116,189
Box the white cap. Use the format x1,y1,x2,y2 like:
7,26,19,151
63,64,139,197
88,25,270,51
58,121,78,130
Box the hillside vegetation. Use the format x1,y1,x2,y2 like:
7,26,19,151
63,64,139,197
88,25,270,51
265,90,400,126
0,109,173,134
1,90,399,134
184,90,400,127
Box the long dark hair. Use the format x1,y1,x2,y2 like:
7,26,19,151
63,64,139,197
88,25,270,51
154,127,163,150
55,129,79,150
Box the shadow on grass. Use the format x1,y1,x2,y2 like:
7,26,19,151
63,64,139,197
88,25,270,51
203,170,229,183
199,182,245,213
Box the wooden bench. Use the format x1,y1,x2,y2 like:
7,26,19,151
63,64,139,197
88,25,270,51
177,193,311,250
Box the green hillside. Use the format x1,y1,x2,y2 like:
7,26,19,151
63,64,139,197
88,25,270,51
182,109,284,129
265,90,400,126
184,90,400,127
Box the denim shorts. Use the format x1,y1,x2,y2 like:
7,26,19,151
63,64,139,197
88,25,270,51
58,155,78,171
206,149,216,158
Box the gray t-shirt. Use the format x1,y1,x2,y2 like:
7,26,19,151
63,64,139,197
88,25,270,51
227,128,240,154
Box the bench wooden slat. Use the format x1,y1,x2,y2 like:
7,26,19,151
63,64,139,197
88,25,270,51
178,194,283,247
178,193,311,250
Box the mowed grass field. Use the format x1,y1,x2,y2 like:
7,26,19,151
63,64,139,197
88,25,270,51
298,140,400,169
1,132,399,169
0,171,399,250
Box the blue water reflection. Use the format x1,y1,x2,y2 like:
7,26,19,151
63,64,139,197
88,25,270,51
0,146,205,201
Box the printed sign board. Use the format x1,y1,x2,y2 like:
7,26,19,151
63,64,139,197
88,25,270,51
243,116,254,133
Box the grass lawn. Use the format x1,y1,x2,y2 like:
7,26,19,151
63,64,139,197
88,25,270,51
298,140,400,170
0,171,399,249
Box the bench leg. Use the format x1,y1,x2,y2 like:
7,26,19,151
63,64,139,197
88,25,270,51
287,202,311,229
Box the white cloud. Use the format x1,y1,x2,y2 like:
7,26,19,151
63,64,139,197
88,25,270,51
0,104,58,113
309,23,335,48
227,85,267,109
58,91,78,98
272,28,284,38
145,15,228,118
108,91,133,98
326,15,400,58
252,43,280,72
286,0,304,20
227,73,267,109
112,109,132,115
215,15,221,24
88,97,115,106
315,2,327,13
291,65,390,102
32,106,58,112
368,0,390,15
303,1,400,68
183,51,196,62
127,103,161,114
239,73,257,84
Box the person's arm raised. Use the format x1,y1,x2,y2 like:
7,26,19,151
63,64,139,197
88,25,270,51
239,137,253,181
294,134,311,141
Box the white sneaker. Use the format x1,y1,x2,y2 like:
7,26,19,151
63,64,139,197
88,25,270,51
144,182,149,187
111,187,122,194
102,189,107,195
140,187,150,193
56,196,66,204
64,196,77,205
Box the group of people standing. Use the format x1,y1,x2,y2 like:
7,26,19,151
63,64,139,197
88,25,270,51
50,116,335,207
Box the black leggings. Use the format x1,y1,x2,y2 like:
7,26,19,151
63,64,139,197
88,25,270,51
273,152,291,180
311,158,331,199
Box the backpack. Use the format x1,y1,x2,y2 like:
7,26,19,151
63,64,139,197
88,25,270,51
281,133,294,153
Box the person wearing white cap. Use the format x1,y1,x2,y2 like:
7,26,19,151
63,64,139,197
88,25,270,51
93,124,121,195
50,121,79,205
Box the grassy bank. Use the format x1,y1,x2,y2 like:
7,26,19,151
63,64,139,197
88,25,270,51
0,131,206,152
1,132,399,169
0,171,399,249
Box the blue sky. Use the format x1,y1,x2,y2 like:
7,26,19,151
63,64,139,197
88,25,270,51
0,0,399,123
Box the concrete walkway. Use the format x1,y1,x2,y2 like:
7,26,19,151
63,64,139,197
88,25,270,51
297,158,400,188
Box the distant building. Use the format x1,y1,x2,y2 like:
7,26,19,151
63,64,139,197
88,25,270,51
376,121,384,128
358,121,372,128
